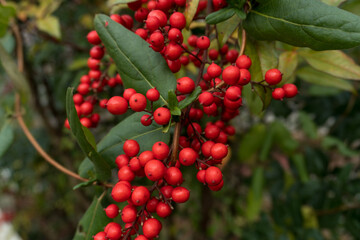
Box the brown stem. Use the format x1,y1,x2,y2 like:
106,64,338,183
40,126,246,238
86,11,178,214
239,29,247,56
170,122,182,164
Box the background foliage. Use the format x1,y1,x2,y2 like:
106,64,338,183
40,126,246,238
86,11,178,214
0,0,360,239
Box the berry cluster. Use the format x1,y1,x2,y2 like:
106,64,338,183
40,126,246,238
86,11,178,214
65,0,299,239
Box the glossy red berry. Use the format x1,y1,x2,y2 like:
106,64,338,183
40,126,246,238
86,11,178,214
210,143,228,160
141,114,152,126
123,139,140,157
168,28,183,43
272,88,285,100
145,160,166,181
107,96,128,115
105,204,119,218
208,49,219,60
236,55,252,69
146,88,160,101
177,77,195,94
143,218,162,238
129,93,147,112
165,42,183,60
222,65,240,85
134,8,149,22
156,202,172,218
209,179,224,191
94,232,107,240
160,185,173,199
115,154,129,168
169,12,186,29
149,32,165,47
129,157,141,171
225,86,241,101
196,170,206,183
121,206,137,223
187,35,198,47
207,62,222,78
196,36,210,50
204,124,220,139
179,148,198,166
153,107,171,125
265,69,282,85
198,92,214,106
131,186,150,206
146,16,160,31
205,166,223,186
282,83,298,98
135,235,149,240
87,30,101,45
139,150,155,166
146,197,159,213
172,186,190,203
80,118,92,128
152,141,169,160
164,167,183,185
118,166,136,182
148,10,168,27
123,88,137,101
90,46,104,59
79,102,93,116
111,182,132,202
77,83,90,95
106,223,122,240
238,69,251,85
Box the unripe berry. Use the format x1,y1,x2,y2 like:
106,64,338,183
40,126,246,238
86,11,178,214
153,107,171,125
282,83,298,98
107,96,128,115
129,93,147,112
236,55,252,69
131,186,150,205
123,139,140,157
179,148,198,166
145,160,166,181
196,36,210,50
177,77,195,94
169,12,186,29
265,69,282,85
222,65,240,85
146,88,160,101
143,218,162,239
272,88,285,100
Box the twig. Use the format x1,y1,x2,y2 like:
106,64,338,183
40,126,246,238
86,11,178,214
316,203,360,216
170,122,182,164
239,28,247,56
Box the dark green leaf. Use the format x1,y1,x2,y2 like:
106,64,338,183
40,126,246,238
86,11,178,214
0,120,14,158
206,8,236,24
94,14,176,108
217,14,241,46
168,90,181,116
66,88,111,181
278,51,298,84
234,8,247,20
73,192,110,240
96,112,170,168
298,111,317,139
78,158,96,179
184,0,200,28
0,5,15,37
244,0,360,50
178,86,202,109
73,179,97,190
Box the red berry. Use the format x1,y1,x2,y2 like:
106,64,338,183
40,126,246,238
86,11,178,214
149,32,165,47
205,166,222,186
139,150,155,166
238,69,251,85
165,42,183,60
105,204,119,218
146,16,160,31
204,124,220,139
107,96,128,115
115,154,129,168
167,59,181,73
129,157,141,171
118,166,135,182
198,92,214,106
77,83,90,95
131,186,150,206
172,186,190,203
127,0,142,10
187,35,198,47
94,232,107,240
135,235,149,240
177,77,195,94
225,49,239,63
79,102,93,116
207,62,222,78
272,88,285,100
123,88,137,101
134,8,149,23
201,141,215,157
208,49,219,60
146,88,160,101
196,170,206,183
174,0,186,6
145,160,166,181
160,185,173,199
121,206,137,223
111,182,132,202
265,69,282,85
148,10,168,27
152,141,169,160
90,46,104,59
225,86,241,101
87,57,100,70
168,28,183,43
222,65,240,85
210,143,228,160
141,114,152,126
164,167,183,185
135,28,148,40
196,36,210,50
143,218,162,238
87,30,101,45
236,55,252,69
80,117,92,128
146,197,159,212
169,12,186,29
282,83,298,98
153,107,171,125
129,93,147,112
179,148,198,166
123,139,140,157
106,223,122,240
156,202,172,218
208,179,224,191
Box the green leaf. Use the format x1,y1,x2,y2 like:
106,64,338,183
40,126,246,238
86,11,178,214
36,15,62,39
206,8,236,24
0,120,14,158
238,124,266,163
245,167,264,221
278,51,298,84
298,49,360,80
243,0,360,50
321,0,346,6
341,1,360,16
178,86,202,109
0,5,15,37
217,14,241,46
272,121,299,154
0,43,30,101
78,158,96,179
66,88,111,181
94,14,176,108
73,178,97,190
96,112,170,168
297,67,356,93
168,90,181,116
291,154,309,183
73,192,110,240
184,0,200,29
322,136,359,157
298,111,317,139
